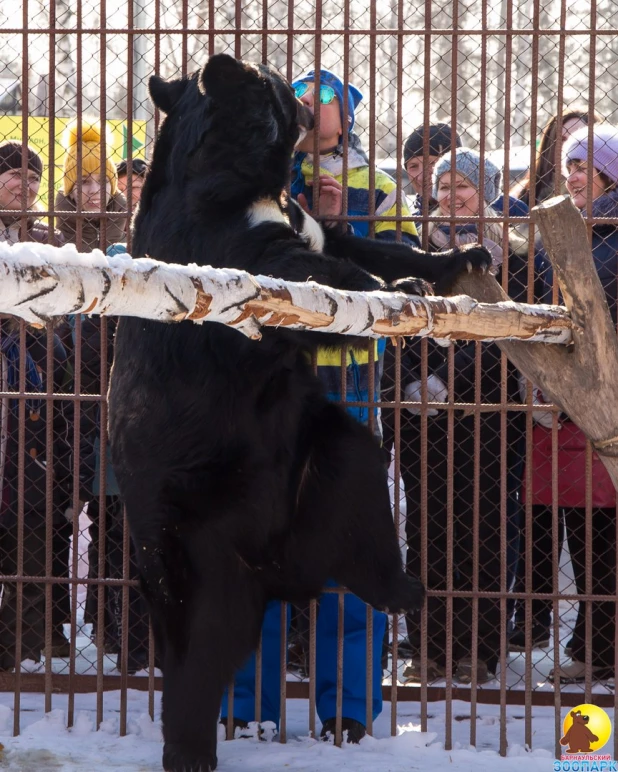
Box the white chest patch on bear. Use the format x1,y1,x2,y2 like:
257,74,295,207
247,198,325,254
247,199,290,229
297,209,325,253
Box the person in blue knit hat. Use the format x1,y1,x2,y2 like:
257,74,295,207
292,68,363,135
288,68,419,243
221,69,417,744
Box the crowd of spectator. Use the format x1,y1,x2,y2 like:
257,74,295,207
0,72,616,742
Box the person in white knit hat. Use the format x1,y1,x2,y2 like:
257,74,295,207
543,124,618,685
562,124,618,211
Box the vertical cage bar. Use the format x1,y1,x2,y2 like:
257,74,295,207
12,321,27,736
99,0,108,250
43,323,54,713
278,601,287,743
499,0,514,754
584,0,597,706
67,317,82,727
308,597,317,738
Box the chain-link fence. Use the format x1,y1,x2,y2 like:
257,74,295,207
1,0,617,759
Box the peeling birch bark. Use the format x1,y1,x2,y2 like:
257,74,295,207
0,241,571,344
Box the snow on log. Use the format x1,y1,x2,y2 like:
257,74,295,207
0,240,572,343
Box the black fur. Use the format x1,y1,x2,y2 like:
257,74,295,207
284,193,492,296
109,54,488,772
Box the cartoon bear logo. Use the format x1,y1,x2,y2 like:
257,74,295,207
560,710,600,754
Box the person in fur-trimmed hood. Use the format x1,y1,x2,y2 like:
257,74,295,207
55,120,126,252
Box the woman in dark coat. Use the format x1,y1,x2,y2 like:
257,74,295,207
392,148,546,684
532,125,618,684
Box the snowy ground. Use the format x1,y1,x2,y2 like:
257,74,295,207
0,486,614,769
0,692,568,772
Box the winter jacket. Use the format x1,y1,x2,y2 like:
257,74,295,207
25,326,75,522
291,135,419,245
0,319,73,527
0,212,72,524
527,190,618,507
67,242,126,498
291,139,418,432
54,190,127,253
0,215,64,247
65,310,116,498
542,189,618,323
492,195,530,218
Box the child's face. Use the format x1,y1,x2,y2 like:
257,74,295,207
295,81,343,153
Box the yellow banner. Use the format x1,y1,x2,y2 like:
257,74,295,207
0,116,147,211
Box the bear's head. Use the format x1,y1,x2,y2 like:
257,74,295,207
570,711,589,725
142,54,314,212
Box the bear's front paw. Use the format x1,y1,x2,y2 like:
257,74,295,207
163,742,217,772
455,244,493,275
387,277,434,297
433,244,493,295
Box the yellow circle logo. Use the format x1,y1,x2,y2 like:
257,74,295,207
561,705,612,754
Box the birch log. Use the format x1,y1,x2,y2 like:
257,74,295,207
451,194,618,489
0,240,571,343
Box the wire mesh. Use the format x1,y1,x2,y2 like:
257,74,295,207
0,0,617,757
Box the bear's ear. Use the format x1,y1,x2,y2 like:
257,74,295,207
200,53,254,100
149,75,187,115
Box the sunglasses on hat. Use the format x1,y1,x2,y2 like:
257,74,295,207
293,82,337,105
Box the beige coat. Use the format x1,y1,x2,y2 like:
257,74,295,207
54,190,127,253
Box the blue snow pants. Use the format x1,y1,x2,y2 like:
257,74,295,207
221,583,386,727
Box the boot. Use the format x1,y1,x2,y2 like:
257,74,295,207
549,660,613,684
320,717,366,744
403,657,446,683
47,629,71,658
454,656,495,684
508,623,550,653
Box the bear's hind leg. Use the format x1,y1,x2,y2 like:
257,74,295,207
160,564,266,772
283,402,425,614
131,520,267,772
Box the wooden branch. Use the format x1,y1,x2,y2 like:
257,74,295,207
0,241,571,343
451,194,618,489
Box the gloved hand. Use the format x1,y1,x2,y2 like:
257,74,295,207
404,375,448,417
518,374,560,429
531,389,558,429
63,501,86,523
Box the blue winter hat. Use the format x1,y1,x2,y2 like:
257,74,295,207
291,69,363,133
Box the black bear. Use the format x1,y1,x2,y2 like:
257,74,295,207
109,54,491,772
